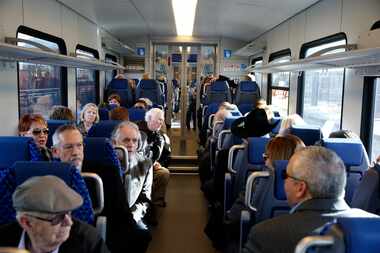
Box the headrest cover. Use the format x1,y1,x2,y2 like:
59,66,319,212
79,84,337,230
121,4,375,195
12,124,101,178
323,138,364,167
13,175,83,214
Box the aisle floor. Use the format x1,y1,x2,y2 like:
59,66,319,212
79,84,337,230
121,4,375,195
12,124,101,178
147,174,218,253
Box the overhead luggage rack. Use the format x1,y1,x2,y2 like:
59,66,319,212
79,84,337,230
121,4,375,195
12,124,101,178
0,41,125,70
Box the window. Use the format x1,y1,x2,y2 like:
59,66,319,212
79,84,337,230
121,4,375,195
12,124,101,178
17,26,67,118
105,54,117,87
370,78,380,160
251,57,263,92
299,34,346,135
75,45,99,114
268,50,291,117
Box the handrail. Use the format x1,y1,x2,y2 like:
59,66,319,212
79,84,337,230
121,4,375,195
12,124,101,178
217,129,231,150
244,171,270,212
227,144,246,174
294,235,334,253
81,172,104,215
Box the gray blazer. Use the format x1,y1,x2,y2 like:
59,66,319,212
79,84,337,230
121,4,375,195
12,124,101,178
242,198,378,253
125,152,153,223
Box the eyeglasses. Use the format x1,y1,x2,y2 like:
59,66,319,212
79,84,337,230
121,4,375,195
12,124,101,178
281,170,304,182
31,128,49,136
27,212,70,226
61,142,84,151
123,137,138,144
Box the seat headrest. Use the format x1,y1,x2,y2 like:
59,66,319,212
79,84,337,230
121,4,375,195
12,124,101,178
87,120,121,138
98,108,109,121
322,138,364,167
47,120,74,147
0,137,42,169
128,108,146,122
247,137,270,164
231,110,242,117
238,103,254,115
290,125,322,146
239,81,258,92
336,217,380,253
211,81,229,91
108,79,128,89
139,79,158,89
273,160,288,200
271,117,282,134
13,161,72,186
223,116,242,129
205,103,220,115
83,137,122,177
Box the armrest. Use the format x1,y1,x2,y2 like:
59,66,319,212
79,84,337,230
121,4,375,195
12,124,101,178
228,144,246,174
245,171,270,212
294,236,334,253
217,129,231,150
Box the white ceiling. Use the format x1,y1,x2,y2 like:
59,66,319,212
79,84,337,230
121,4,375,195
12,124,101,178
59,0,320,43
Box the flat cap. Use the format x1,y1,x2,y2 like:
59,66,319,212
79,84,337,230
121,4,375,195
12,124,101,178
13,175,83,214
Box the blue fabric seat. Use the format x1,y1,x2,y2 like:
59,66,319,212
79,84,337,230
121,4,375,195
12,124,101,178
295,217,380,253
0,161,94,225
105,79,134,107
235,81,260,105
128,107,146,122
322,138,369,204
47,119,74,147
290,125,322,146
238,103,254,115
99,107,109,121
136,79,164,106
0,136,43,170
87,120,121,138
204,81,231,105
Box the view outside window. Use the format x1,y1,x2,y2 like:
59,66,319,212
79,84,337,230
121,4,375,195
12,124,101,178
269,55,291,117
76,48,98,113
105,54,117,87
371,78,380,160
17,32,63,118
154,45,169,79
201,46,216,76
302,39,346,135
252,59,263,91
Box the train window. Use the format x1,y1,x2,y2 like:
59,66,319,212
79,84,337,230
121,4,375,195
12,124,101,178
368,78,380,160
251,57,263,92
268,50,291,116
75,45,99,114
17,26,67,118
299,34,346,135
105,54,117,87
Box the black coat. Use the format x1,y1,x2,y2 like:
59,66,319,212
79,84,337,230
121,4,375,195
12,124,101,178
0,219,109,253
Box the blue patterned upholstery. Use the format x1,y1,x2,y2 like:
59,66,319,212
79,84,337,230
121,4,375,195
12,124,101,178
47,120,74,148
204,81,231,104
0,161,94,225
128,107,146,122
83,137,123,178
105,79,134,107
0,137,43,170
136,79,164,106
87,120,121,138
108,78,129,89
290,125,322,146
238,103,254,115
235,81,260,105
99,107,109,121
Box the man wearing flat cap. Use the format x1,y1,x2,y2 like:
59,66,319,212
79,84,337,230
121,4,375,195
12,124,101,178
0,175,110,253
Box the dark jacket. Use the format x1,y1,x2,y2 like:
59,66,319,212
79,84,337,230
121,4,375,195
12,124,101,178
137,121,165,162
242,198,378,253
0,219,109,253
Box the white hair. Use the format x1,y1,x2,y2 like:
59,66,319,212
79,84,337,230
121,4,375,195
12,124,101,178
145,108,164,122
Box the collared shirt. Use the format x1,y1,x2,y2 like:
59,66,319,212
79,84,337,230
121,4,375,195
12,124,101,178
18,230,60,253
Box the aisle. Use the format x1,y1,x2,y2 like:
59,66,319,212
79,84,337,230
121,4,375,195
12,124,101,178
147,174,218,253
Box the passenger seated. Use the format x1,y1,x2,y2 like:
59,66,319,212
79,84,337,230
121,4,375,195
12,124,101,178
329,129,360,139
77,103,99,137
18,114,51,160
138,108,170,211
0,175,109,253
278,113,305,136
242,146,377,253
134,98,153,110
111,121,153,229
49,106,75,121
107,93,121,108
109,107,129,121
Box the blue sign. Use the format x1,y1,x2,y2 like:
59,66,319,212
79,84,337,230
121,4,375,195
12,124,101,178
172,54,182,63
224,49,232,59
240,64,247,70
137,48,145,56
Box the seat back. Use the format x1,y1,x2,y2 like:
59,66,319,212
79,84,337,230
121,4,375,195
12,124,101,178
0,161,94,225
235,81,260,105
47,119,74,147
0,137,43,170
87,120,121,138
105,88,134,108
128,107,146,122
136,79,164,106
204,81,231,104
322,138,369,204
107,78,129,89
290,125,322,146
98,107,109,121
238,103,254,115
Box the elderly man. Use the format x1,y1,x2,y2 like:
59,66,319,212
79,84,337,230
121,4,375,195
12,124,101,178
0,175,109,253
112,121,153,229
52,124,84,171
138,108,170,210
242,146,377,253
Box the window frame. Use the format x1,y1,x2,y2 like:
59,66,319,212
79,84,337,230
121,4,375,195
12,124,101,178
105,53,118,86
297,33,347,129
75,44,100,107
16,25,68,118
268,49,291,115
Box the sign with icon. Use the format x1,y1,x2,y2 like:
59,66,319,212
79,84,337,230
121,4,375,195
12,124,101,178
137,48,145,56
224,49,232,59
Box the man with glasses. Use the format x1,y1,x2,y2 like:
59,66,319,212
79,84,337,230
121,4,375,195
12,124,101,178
0,175,109,252
52,125,84,171
242,146,377,253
